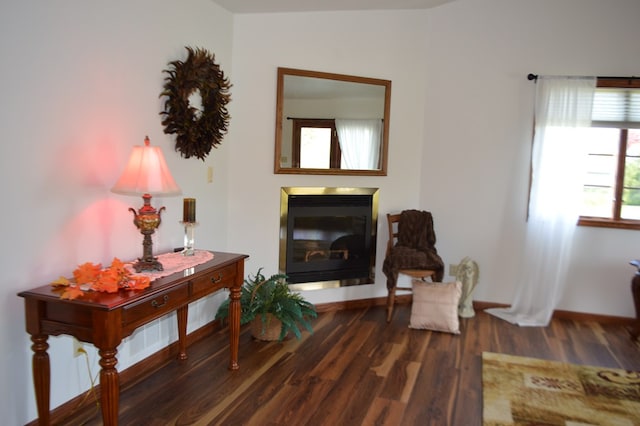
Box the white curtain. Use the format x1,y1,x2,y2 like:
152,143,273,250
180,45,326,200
335,119,382,169
486,76,596,326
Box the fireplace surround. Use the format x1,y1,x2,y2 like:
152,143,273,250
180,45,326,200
279,187,379,290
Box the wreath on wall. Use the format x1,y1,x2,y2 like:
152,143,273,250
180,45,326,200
160,47,232,160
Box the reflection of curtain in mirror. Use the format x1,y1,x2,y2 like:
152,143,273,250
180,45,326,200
335,119,382,169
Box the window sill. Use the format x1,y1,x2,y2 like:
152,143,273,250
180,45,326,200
578,216,640,231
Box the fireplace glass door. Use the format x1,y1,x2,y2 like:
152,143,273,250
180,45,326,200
280,187,378,289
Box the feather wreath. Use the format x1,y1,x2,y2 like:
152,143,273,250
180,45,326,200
160,47,232,160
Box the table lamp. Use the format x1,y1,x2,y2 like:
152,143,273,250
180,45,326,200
112,136,182,271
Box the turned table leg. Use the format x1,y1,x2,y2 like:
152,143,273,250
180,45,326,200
228,286,240,370
31,334,50,425
98,347,119,426
177,305,189,361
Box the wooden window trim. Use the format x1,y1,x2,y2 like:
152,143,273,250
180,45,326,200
578,216,640,231
578,78,640,230
597,78,640,89
291,119,341,169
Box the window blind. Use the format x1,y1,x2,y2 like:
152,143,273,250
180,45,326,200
592,88,640,128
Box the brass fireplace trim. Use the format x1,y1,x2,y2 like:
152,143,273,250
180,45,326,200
279,186,379,290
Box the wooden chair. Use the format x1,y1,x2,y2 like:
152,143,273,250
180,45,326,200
384,213,437,322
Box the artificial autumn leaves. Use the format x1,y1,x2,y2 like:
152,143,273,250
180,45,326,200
51,258,150,300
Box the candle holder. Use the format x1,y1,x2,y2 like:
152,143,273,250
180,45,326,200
180,221,198,256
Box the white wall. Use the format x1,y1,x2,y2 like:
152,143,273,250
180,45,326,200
227,0,640,319
0,1,234,424
228,9,430,306
420,0,640,315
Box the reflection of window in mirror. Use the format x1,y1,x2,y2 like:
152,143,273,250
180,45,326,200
292,118,383,170
292,119,340,169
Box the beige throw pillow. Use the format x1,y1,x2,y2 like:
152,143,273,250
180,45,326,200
409,280,462,334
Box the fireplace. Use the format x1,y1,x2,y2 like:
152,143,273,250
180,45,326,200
279,187,378,289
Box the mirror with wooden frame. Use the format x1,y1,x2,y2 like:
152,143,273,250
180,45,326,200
274,67,391,176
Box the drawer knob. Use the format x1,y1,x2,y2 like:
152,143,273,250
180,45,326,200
211,274,223,284
151,295,169,308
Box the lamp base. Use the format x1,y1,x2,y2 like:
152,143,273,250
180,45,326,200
132,256,164,272
128,193,166,273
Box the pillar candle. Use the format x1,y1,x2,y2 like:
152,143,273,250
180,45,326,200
183,198,196,223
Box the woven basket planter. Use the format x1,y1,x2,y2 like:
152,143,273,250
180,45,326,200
251,314,283,341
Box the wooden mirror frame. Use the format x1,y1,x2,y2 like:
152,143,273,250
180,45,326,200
274,67,391,176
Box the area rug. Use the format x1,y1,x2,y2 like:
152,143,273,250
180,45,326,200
482,352,640,425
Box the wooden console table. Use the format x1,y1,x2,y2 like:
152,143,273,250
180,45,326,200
18,250,247,426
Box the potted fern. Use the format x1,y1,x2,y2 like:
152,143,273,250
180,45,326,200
215,268,317,341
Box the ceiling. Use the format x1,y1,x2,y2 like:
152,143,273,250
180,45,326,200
212,0,454,14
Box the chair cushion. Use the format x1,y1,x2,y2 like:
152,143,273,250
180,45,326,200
409,280,462,334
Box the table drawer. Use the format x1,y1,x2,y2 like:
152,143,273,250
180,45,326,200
123,285,190,327
191,263,238,296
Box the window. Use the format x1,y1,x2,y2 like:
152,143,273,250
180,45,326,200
291,119,341,169
579,78,640,229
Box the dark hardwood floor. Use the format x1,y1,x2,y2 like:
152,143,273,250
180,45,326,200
57,304,640,425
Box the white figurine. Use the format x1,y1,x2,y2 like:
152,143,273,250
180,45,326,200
456,257,479,318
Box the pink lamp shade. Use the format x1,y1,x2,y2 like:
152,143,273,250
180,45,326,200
112,136,181,196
